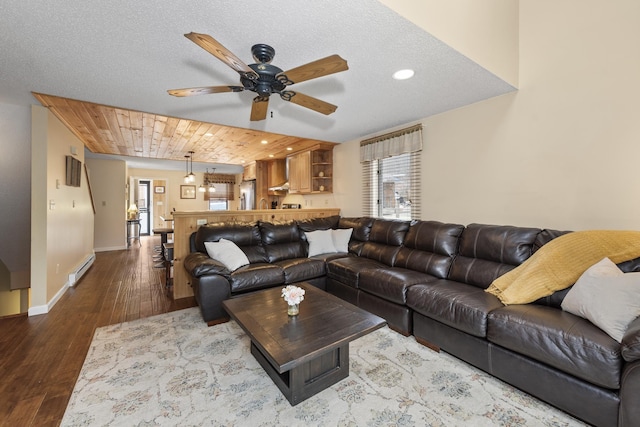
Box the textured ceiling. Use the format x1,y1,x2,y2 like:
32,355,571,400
0,0,515,170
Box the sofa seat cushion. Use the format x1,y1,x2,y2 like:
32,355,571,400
229,263,284,294
275,257,326,284
326,256,387,289
406,280,504,337
359,268,437,305
488,305,622,389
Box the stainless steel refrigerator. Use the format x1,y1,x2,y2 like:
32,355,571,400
239,180,256,210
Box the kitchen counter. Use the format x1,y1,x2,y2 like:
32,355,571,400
170,208,340,299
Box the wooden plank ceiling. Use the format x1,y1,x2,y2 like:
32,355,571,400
32,93,336,165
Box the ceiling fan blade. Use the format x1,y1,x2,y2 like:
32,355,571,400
184,32,258,80
283,91,337,115
250,97,270,121
278,55,348,85
167,86,244,97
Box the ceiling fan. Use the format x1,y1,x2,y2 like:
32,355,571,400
168,32,349,121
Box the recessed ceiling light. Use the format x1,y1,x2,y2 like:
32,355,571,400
392,69,415,80
286,147,293,151
261,140,268,144
204,133,213,137
268,154,274,158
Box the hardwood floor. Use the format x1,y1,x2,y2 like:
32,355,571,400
0,237,197,427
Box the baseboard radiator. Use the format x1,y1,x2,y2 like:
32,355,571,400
69,253,96,287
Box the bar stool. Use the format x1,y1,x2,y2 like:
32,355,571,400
152,227,173,268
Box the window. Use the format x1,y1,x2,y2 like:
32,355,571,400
202,174,236,211
361,125,422,220
362,152,421,220
208,198,228,211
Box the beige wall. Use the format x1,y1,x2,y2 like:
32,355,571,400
30,106,95,314
86,158,127,251
378,0,519,87
338,0,640,231
127,168,243,215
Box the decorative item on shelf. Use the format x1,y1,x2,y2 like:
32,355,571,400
281,285,305,316
199,168,217,193
319,185,325,191
318,171,324,177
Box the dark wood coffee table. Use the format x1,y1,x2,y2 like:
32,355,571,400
222,283,386,405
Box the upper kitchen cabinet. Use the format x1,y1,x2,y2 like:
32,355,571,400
243,162,256,181
287,145,333,194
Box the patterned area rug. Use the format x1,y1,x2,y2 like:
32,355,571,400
61,307,586,426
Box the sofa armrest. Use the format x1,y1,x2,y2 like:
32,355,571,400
622,316,640,362
184,252,230,278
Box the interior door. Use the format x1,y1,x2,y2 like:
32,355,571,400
138,180,151,235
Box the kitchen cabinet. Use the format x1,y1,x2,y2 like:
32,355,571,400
268,159,287,188
243,162,256,181
288,150,311,194
287,146,333,194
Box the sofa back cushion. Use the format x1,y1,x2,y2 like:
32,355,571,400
259,220,306,262
297,215,340,232
394,220,464,278
194,222,267,264
359,219,410,266
338,217,374,255
448,223,541,289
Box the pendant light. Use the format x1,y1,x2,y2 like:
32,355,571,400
199,167,208,193
188,151,196,183
209,168,216,193
183,154,191,184
199,168,217,193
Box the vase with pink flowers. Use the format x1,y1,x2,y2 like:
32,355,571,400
281,285,305,316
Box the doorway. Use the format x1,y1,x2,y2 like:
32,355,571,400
138,180,151,235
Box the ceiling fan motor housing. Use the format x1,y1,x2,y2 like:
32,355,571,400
241,62,286,96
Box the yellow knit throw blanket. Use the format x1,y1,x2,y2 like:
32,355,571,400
486,230,640,305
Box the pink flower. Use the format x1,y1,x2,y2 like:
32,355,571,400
281,285,305,305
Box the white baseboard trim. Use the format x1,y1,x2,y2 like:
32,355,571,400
94,245,127,252
69,253,96,287
28,281,70,317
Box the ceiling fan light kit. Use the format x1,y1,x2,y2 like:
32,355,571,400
168,33,349,121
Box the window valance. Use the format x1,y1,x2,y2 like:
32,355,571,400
204,173,236,185
360,124,423,162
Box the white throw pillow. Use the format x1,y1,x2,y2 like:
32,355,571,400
562,257,640,342
204,238,250,272
332,228,353,253
305,229,337,257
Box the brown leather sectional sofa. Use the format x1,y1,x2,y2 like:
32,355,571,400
183,215,640,427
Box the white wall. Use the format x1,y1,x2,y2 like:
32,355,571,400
339,0,640,231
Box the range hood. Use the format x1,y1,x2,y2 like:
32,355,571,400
268,181,289,191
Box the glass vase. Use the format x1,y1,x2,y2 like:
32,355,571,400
287,303,299,316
